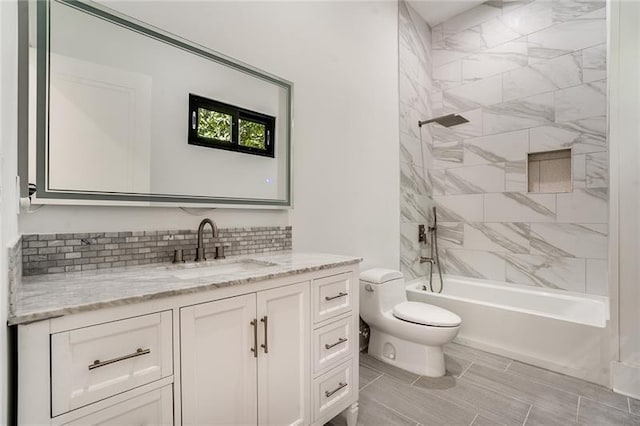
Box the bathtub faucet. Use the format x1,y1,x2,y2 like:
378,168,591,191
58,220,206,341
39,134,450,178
420,256,436,265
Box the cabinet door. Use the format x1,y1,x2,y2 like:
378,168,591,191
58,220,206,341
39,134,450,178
257,282,310,426
181,294,258,425
62,385,173,426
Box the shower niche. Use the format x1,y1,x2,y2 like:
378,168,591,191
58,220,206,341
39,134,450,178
527,149,572,193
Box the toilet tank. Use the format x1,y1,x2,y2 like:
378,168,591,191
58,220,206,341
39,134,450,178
360,269,407,320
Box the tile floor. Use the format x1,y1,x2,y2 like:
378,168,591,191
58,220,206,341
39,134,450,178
328,343,640,426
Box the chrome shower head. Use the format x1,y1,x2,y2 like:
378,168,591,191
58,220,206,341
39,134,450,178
418,113,469,128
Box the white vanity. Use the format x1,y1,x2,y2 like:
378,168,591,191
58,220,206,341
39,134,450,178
12,253,361,426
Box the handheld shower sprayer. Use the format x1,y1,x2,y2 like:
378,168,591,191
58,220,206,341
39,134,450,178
420,206,444,293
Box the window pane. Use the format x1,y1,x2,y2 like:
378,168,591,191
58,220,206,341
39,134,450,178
197,108,232,142
239,119,266,150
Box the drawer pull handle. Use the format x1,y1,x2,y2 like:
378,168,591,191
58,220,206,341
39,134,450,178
88,348,150,370
260,316,269,354
325,337,348,350
251,319,258,358
325,292,348,301
325,382,347,398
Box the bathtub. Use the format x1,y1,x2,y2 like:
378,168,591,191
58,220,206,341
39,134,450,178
407,275,613,386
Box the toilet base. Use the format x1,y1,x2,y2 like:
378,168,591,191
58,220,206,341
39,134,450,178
367,329,447,377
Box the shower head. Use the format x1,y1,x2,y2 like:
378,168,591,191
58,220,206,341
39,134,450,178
418,113,469,128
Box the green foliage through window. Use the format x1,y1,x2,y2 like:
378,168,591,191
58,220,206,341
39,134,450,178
239,119,266,150
197,108,231,142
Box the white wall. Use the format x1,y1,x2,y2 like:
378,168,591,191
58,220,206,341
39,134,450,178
19,1,400,271
609,0,640,396
1,0,21,421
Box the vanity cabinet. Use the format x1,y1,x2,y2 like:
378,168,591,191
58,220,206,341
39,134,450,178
181,282,309,425
16,261,359,426
61,386,174,426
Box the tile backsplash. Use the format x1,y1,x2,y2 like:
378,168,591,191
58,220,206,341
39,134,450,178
22,226,292,276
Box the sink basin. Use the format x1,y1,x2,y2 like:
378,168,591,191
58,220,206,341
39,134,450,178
167,259,276,280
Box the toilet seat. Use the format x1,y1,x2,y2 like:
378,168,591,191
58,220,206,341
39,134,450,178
393,301,461,327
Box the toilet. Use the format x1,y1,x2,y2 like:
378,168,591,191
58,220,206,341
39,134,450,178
360,268,461,377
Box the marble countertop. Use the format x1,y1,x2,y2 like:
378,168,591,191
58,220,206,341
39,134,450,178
9,252,362,325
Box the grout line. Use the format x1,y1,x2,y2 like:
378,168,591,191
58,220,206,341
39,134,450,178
522,405,532,426
459,361,474,378
469,413,479,426
359,372,383,392
371,395,421,425
504,360,513,372
576,396,581,424
410,375,422,386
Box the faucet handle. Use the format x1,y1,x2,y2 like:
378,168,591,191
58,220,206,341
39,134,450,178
215,246,226,260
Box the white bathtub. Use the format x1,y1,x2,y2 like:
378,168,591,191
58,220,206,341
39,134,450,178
407,275,613,386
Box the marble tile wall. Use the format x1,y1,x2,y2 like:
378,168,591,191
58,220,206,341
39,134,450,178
426,0,608,295
399,1,436,279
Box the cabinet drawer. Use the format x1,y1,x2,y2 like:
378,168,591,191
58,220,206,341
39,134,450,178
313,316,353,374
51,311,173,416
312,359,354,421
313,273,353,324
61,385,173,426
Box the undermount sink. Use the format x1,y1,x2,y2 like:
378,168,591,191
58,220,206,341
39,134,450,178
167,259,277,280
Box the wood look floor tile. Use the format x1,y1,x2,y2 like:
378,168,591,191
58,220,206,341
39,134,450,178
359,364,382,389
508,360,629,412
362,375,477,426
525,405,577,426
578,397,640,426
444,342,512,370
630,397,640,416
463,363,579,424
415,374,531,426
325,392,418,426
360,352,420,384
445,353,472,377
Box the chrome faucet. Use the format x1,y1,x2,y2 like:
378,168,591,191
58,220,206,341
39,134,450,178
195,218,225,261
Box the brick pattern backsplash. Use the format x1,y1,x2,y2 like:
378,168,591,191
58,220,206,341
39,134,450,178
22,226,292,276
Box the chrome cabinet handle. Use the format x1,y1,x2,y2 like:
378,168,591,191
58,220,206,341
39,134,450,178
260,316,268,354
250,319,258,358
325,292,348,301
88,348,150,370
325,337,348,350
325,382,347,398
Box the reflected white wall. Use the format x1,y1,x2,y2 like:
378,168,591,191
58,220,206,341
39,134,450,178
20,1,401,272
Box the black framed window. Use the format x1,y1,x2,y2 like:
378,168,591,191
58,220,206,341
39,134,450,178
189,94,275,158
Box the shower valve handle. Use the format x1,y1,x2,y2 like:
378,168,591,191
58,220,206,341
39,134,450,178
418,224,427,243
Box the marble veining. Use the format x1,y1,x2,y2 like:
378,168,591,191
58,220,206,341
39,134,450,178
10,252,362,325
465,222,531,254
405,0,608,295
529,116,607,154
502,52,582,102
462,39,528,83
505,254,586,292
399,1,435,282
483,92,555,135
445,164,505,194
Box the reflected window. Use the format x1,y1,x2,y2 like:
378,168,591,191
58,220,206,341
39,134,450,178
197,108,232,142
189,94,275,157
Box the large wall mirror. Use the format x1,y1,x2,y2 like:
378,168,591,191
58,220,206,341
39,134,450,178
27,0,293,207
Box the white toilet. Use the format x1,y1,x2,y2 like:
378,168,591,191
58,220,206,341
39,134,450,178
360,268,461,377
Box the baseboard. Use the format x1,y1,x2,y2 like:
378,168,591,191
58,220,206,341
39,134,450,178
611,361,640,399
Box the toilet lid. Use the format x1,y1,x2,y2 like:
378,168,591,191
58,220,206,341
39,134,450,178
393,301,462,327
